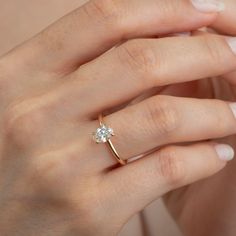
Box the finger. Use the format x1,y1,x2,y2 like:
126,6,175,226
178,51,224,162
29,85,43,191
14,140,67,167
193,31,236,86
88,95,236,168
102,142,234,222
4,0,219,74
209,0,236,35
56,33,236,118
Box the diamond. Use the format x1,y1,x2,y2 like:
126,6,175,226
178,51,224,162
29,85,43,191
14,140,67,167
93,124,114,143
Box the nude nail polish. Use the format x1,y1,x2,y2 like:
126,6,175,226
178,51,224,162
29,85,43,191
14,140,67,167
215,144,235,161
230,103,236,118
191,0,225,13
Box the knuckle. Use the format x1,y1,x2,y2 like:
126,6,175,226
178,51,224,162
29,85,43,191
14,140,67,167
84,0,121,28
30,154,66,195
4,104,46,148
145,96,179,136
26,156,77,211
33,158,105,229
29,151,112,232
29,154,76,199
157,147,185,186
118,40,157,86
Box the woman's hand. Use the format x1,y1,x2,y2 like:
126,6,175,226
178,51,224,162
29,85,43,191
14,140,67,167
153,1,236,235
0,0,235,235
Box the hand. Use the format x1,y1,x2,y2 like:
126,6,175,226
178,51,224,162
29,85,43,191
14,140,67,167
154,1,236,235
0,0,235,235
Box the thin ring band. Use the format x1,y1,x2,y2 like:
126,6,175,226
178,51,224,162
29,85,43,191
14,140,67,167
98,114,127,165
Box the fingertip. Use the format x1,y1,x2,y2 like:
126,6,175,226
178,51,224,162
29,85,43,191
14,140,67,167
214,143,235,161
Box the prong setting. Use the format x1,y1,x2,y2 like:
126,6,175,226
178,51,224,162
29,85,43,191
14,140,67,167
93,124,114,143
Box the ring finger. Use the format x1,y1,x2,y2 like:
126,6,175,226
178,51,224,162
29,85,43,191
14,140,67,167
88,95,236,168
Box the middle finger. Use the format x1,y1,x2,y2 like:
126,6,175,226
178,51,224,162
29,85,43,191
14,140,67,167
88,95,236,168
52,33,236,119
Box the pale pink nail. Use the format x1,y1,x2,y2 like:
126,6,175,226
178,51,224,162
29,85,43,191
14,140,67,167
230,103,236,118
173,32,191,37
215,144,235,161
191,0,225,13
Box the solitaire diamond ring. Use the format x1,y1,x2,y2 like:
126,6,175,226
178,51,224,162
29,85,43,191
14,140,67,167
93,114,127,166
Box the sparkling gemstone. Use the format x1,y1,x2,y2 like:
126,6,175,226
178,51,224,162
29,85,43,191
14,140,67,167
93,124,114,143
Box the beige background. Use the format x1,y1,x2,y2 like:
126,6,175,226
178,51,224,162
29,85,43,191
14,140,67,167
0,1,182,235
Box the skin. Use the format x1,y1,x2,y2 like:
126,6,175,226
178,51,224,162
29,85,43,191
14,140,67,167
0,0,236,235
163,4,236,236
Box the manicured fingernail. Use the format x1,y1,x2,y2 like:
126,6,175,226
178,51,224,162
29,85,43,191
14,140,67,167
173,32,191,37
226,37,236,55
230,103,236,118
215,144,235,161
191,0,225,13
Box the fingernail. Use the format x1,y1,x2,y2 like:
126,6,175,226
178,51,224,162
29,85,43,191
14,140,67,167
173,32,191,37
191,0,225,13
226,37,236,55
230,103,236,118
215,144,235,161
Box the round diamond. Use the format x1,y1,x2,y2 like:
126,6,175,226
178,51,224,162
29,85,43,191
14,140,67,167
93,124,114,143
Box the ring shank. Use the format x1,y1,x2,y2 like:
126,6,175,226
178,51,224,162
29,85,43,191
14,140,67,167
107,139,127,165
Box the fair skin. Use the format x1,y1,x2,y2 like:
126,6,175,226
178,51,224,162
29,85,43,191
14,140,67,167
1,0,236,235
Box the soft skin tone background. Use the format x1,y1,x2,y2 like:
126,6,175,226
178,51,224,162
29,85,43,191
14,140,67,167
0,1,181,235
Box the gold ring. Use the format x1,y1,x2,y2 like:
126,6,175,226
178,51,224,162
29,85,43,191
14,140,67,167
93,114,127,166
